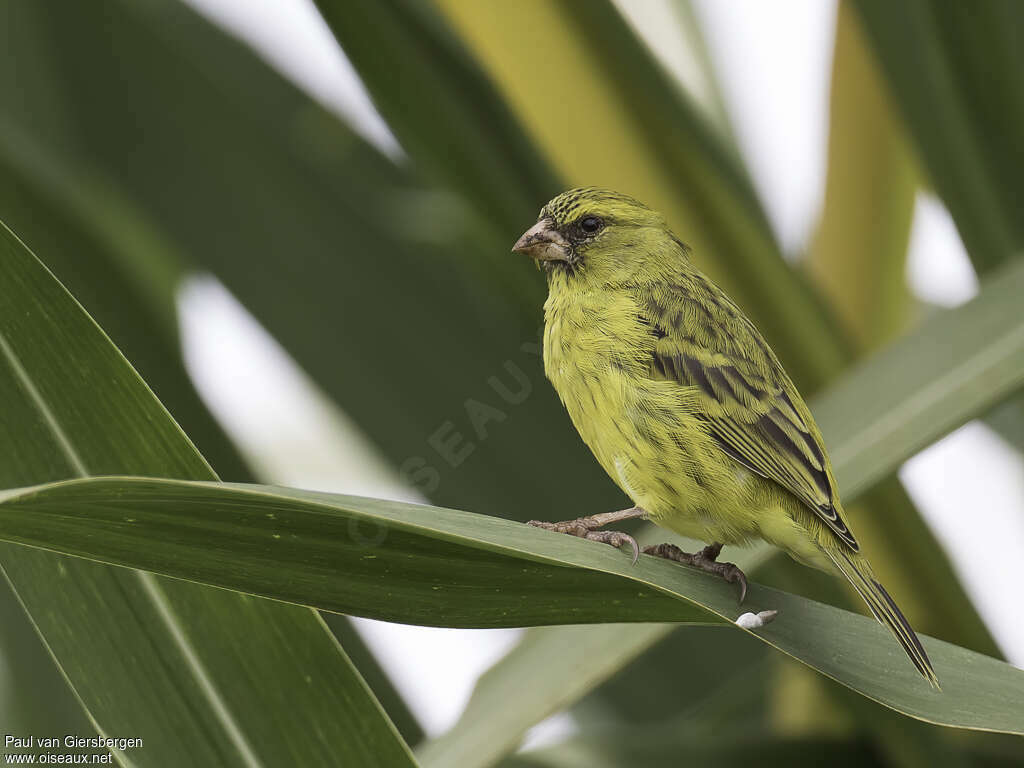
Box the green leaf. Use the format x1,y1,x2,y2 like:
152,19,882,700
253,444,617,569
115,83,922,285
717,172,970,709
416,625,670,768
852,0,1024,272
0,221,416,767
809,1,917,349
572,625,773,727
0,476,1020,735
0,122,252,483
986,394,1024,454
818,257,1024,500
417,602,774,768
851,1,1024,461
418,547,779,768
320,613,426,747
310,0,560,235
0,577,92,751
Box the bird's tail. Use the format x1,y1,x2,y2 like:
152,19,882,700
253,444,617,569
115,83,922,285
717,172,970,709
825,547,940,689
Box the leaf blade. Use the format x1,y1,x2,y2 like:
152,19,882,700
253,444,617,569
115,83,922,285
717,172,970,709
0,221,417,767
820,258,1024,500
0,475,1020,735
853,0,1024,272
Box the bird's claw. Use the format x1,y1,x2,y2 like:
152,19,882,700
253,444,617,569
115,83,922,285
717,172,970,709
642,542,748,604
527,519,640,565
583,529,640,565
718,562,748,604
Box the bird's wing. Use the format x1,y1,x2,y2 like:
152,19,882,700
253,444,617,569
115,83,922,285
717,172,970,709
636,280,859,551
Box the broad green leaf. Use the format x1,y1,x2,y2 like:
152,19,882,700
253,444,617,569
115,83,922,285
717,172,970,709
321,613,426,747
311,0,560,236
417,569,773,768
416,625,669,768
851,0,1024,458
0,577,92,755
0,476,705,627
809,1,916,349
986,394,1024,455
419,544,779,768
0,222,416,767
572,625,773,727
852,0,1024,273
818,258,1024,500
414,258,1024,767
0,476,1021,735
0,122,252,482
817,671,975,768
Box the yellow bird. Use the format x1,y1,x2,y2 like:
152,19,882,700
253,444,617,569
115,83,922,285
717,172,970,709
513,187,937,687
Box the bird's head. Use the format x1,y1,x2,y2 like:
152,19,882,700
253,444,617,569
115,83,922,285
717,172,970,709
512,187,686,284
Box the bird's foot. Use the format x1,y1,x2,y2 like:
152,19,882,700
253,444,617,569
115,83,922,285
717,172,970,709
642,541,748,603
527,512,641,565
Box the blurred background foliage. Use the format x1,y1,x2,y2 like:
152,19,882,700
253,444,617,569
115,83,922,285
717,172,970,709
1,0,1023,765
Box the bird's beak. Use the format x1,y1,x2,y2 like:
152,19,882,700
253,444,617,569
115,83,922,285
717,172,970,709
512,219,570,262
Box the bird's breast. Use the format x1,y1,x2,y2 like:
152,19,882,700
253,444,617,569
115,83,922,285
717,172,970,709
543,288,678,496
542,288,641,405
542,285,751,528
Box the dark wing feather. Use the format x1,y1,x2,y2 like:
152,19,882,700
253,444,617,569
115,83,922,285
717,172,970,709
638,281,858,551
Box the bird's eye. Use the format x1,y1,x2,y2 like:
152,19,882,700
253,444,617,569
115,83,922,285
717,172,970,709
580,216,603,234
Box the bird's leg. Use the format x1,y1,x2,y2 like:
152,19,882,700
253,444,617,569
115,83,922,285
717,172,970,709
643,541,748,603
527,506,646,564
